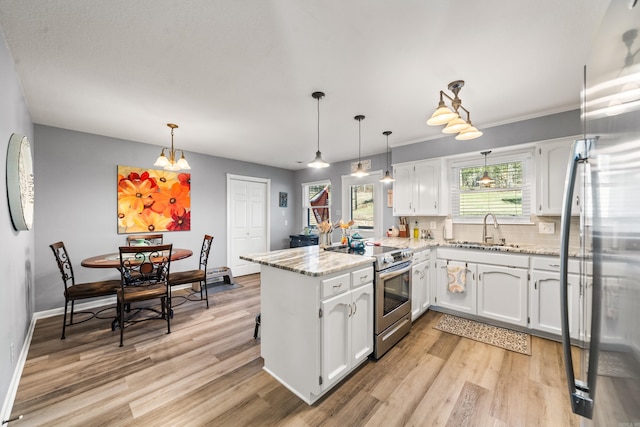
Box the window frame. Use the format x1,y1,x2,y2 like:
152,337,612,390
301,180,331,230
341,170,383,238
449,149,534,224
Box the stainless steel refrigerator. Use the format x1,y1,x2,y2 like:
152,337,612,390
560,0,640,425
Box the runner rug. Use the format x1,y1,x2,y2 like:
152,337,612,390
434,314,531,355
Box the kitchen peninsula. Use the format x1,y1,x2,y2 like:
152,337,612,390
240,246,375,404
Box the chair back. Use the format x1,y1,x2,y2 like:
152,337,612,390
126,233,164,247
199,235,214,270
50,242,75,289
119,244,173,287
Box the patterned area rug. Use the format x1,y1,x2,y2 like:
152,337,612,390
434,314,532,355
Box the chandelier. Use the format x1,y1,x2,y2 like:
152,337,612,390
427,80,483,140
153,123,191,171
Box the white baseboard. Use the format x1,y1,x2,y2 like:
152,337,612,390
1,315,35,424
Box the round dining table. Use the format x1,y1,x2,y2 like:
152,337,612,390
81,248,193,268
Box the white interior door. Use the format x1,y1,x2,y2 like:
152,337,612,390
227,174,270,276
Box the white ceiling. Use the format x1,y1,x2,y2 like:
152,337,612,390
0,0,611,170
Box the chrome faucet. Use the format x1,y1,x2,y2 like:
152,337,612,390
483,213,499,244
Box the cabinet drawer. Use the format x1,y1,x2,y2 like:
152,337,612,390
531,256,584,274
413,249,430,263
321,273,350,298
351,267,374,288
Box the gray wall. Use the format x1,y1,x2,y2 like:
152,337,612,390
393,109,581,163
0,33,34,413
33,125,296,313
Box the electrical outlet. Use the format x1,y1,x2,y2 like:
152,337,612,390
538,222,555,234
10,343,15,364
430,221,436,230
284,220,288,226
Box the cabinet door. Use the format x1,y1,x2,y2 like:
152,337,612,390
477,265,528,326
436,260,477,315
421,260,431,312
413,160,440,215
411,260,431,321
350,283,374,365
411,261,425,321
392,163,414,216
536,138,581,216
321,291,351,390
530,270,580,339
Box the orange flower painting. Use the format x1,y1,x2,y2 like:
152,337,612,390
117,165,191,233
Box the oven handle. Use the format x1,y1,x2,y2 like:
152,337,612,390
378,262,413,280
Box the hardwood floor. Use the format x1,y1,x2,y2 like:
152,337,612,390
10,274,581,426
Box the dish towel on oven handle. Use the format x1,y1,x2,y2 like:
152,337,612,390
447,265,467,293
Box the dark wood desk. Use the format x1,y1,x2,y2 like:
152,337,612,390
81,248,193,269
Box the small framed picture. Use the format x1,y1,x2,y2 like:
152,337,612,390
279,192,288,208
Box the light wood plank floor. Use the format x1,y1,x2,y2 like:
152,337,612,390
10,274,581,426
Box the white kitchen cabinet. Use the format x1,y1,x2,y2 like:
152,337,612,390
321,272,373,392
477,264,528,327
435,248,529,328
529,256,583,340
536,137,583,216
436,259,477,315
393,159,441,216
411,250,431,321
260,264,374,404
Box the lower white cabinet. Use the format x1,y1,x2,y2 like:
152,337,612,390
411,250,431,321
260,263,374,404
436,259,477,315
530,256,582,339
477,264,528,327
321,279,373,392
435,249,529,327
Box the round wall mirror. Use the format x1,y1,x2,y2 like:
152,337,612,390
6,133,34,231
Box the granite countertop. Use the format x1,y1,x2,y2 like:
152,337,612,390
240,245,374,277
242,238,585,277
377,237,584,257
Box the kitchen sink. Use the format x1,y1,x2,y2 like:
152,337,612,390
449,241,521,251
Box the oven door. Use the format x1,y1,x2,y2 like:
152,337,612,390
375,261,412,333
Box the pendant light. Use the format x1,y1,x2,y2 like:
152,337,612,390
351,115,369,177
380,131,394,183
478,150,494,186
154,123,191,171
427,80,482,140
307,91,330,168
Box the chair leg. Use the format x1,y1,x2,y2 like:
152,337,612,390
254,313,261,339
69,300,75,325
61,300,69,339
203,280,209,309
165,297,171,334
119,299,125,347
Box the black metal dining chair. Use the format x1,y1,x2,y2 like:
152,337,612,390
116,244,173,346
49,241,121,339
168,234,214,308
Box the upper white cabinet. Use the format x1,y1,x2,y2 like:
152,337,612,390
393,159,442,216
536,137,582,216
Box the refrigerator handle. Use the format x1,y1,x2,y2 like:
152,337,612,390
559,138,596,419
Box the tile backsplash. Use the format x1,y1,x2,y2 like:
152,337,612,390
406,215,582,248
